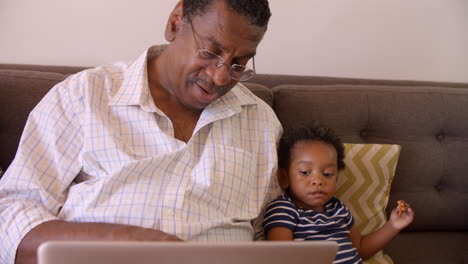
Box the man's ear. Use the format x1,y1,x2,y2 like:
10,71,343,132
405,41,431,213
165,1,184,42
278,168,289,190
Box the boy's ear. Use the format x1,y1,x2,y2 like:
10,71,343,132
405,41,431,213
278,168,289,190
165,1,184,42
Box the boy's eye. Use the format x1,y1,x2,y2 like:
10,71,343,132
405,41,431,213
300,171,310,175
323,172,335,177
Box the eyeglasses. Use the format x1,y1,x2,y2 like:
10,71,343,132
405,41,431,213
189,19,256,82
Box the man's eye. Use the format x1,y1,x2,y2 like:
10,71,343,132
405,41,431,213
231,64,246,73
198,49,218,60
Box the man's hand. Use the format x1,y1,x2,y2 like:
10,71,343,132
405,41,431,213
109,224,183,241
16,220,182,264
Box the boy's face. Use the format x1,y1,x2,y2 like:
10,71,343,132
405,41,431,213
282,140,338,212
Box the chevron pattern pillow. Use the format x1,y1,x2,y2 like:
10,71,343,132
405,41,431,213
336,143,401,264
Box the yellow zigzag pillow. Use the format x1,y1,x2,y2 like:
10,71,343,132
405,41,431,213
336,143,401,264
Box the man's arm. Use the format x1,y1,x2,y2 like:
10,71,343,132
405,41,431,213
0,81,82,263
251,105,283,240
16,220,182,264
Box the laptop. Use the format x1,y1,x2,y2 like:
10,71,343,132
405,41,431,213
38,240,338,264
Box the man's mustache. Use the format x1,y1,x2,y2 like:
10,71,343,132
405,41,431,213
188,77,232,95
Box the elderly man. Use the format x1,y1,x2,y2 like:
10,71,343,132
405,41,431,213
0,0,282,263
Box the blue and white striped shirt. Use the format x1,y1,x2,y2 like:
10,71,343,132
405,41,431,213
263,194,362,264
0,45,283,264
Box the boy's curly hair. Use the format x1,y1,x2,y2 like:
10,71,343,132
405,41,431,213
278,122,346,170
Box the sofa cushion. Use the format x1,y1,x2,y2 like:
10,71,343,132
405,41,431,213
0,64,88,75
272,84,468,232
250,73,468,89
0,69,68,170
385,232,468,264
337,143,401,264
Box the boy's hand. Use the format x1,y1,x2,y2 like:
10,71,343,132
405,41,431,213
388,200,415,230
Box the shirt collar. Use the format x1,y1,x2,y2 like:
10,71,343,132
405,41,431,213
193,84,258,132
108,45,165,111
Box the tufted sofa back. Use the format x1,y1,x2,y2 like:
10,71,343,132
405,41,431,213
271,84,468,232
2,65,467,232
1,64,468,263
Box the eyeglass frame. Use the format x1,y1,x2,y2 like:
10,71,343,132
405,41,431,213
187,18,256,82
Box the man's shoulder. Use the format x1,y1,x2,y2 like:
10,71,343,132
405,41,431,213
234,83,271,107
53,61,132,99
66,61,130,82
232,83,279,123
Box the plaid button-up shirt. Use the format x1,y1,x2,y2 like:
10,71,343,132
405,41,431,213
0,45,282,264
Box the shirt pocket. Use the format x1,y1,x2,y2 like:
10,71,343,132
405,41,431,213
187,144,258,219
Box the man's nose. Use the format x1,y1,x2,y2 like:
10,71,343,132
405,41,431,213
207,64,232,86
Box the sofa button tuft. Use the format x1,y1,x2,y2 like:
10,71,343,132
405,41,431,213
360,130,368,138
436,132,445,142
435,184,443,192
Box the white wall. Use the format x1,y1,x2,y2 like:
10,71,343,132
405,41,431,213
1,0,467,83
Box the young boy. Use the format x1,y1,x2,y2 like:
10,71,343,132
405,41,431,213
263,123,415,263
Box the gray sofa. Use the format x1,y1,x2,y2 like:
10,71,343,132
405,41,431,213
1,64,467,264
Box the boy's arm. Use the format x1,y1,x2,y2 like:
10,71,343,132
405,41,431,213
349,200,415,260
349,221,399,259
262,195,297,241
266,227,294,240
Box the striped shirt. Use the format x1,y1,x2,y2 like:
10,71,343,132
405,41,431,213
0,45,282,264
263,194,362,264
